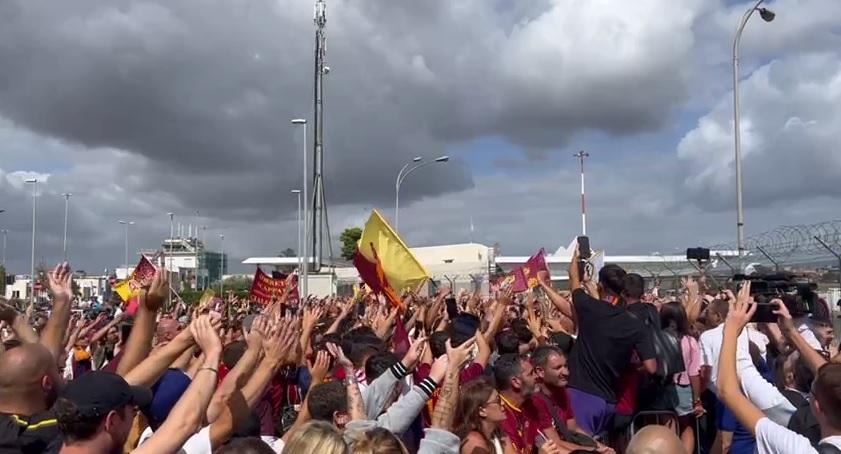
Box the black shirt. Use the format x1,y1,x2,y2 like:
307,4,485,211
0,411,61,454
567,289,656,403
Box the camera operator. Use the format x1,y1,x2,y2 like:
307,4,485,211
717,282,841,453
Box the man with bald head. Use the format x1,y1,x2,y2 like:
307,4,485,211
626,425,687,454
0,343,66,453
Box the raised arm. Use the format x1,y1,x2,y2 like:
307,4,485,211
775,298,827,375
431,338,474,431
538,271,575,321
328,342,365,421
716,282,765,436
133,315,222,454
123,322,197,387
206,315,265,423
40,263,74,360
117,268,168,376
568,243,582,291
89,313,125,344
0,302,38,344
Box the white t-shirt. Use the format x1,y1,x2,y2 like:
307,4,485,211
755,417,841,454
136,425,211,454
700,325,795,426
796,317,824,351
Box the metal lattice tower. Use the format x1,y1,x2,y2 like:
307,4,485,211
311,0,327,272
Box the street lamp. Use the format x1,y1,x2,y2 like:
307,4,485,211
25,178,37,307
62,193,71,261
219,234,225,296
291,189,302,275
1,229,7,267
118,220,135,274
732,0,775,258
394,155,449,231
167,212,174,308
291,118,308,299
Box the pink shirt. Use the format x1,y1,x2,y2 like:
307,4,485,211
675,335,700,386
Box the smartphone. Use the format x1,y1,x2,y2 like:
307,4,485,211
445,296,459,320
577,236,591,259
577,236,591,281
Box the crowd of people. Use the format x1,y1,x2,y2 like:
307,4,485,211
0,242,840,454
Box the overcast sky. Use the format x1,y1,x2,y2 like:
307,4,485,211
1,0,840,275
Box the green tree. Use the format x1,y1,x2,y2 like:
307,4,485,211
0,264,6,296
340,227,362,261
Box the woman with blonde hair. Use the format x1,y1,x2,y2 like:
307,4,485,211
455,377,514,454
350,427,410,454
282,420,348,454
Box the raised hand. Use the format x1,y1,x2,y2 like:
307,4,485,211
246,315,267,351
143,267,169,311
446,336,475,371
307,350,331,385
326,342,353,369
302,305,324,332
402,336,427,369
47,262,73,302
771,298,795,333
724,281,755,333
190,315,222,356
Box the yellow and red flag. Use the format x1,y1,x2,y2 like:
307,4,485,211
353,210,430,309
113,256,157,302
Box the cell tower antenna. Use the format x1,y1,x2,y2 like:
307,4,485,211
311,0,327,271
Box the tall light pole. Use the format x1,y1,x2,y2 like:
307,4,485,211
194,210,200,291
291,189,302,275
1,229,7,267
25,179,37,307
394,155,449,231
62,193,71,261
733,0,775,257
219,234,225,296
573,151,590,235
118,220,135,273
291,119,308,299
167,212,174,307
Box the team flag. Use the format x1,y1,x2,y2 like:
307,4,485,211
521,248,549,289
249,267,297,305
113,256,157,302
354,210,430,309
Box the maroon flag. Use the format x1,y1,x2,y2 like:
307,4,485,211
271,271,300,305
250,267,296,305
522,248,549,289
392,316,410,358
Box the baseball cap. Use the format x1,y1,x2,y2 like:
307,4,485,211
144,369,192,430
60,371,152,417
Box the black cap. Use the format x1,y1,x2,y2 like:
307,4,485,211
60,371,153,417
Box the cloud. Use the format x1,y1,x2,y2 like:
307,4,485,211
678,52,841,211
0,0,840,275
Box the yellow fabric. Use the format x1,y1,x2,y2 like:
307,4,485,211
357,210,430,293
113,280,133,302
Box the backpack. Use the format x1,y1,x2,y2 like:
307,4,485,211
635,305,685,379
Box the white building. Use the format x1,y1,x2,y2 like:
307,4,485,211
3,274,107,301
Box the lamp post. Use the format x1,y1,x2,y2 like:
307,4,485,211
733,0,775,258
25,179,37,306
291,119,308,299
1,229,7,267
62,193,71,261
394,155,449,231
167,212,174,307
118,220,135,274
291,189,302,275
219,234,225,296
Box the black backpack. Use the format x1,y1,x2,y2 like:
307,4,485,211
631,304,685,379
